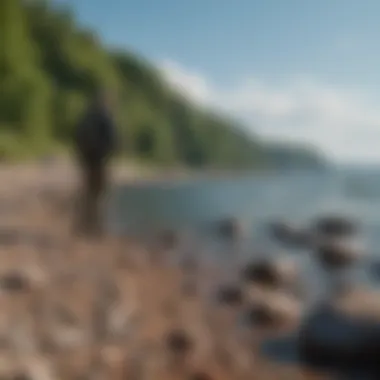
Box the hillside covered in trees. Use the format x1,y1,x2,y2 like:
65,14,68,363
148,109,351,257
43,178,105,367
0,0,328,170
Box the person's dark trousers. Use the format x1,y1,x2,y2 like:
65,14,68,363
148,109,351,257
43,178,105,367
77,156,108,237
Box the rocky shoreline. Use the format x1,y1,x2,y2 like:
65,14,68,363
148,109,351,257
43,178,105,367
0,164,378,379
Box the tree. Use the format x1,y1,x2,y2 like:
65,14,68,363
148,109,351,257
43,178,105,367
0,0,326,169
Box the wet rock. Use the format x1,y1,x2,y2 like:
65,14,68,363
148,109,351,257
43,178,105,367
0,272,30,293
245,293,301,330
216,217,245,240
188,372,214,380
298,301,380,374
268,221,314,249
241,258,298,290
315,237,365,270
165,329,193,355
216,284,243,307
312,215,358,238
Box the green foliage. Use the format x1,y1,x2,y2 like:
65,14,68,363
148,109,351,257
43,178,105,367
0,130,31,161
0,0,326,169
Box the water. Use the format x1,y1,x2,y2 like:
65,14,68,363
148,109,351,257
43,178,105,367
108,168,378,239
109,171,335,233
107,168,380,288
108,167,380,376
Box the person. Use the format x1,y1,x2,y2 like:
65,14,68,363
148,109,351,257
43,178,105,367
74,89,118,237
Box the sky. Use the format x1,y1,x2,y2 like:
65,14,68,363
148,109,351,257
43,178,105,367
55,0,380,163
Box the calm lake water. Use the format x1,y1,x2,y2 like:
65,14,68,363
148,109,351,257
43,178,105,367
107,167,380,292
108,168,380,244
108,167,380,375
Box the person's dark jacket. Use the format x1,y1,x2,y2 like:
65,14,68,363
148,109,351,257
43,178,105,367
75,102,117,165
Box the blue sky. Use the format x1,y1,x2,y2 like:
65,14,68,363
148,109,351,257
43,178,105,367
55,0,380,163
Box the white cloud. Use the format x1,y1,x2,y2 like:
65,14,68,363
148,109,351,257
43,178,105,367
158,60,211,104
158,59,380,163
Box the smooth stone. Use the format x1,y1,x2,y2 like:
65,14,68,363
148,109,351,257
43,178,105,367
298,290,380,374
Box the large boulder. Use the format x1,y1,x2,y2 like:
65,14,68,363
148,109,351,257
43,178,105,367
267,221,314,249
245,291,302,332
241,258,299,290
314,237,366,270
312,215,358,239
298,289,380,374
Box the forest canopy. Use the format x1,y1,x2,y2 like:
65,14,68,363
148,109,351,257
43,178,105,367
0,0,327,169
